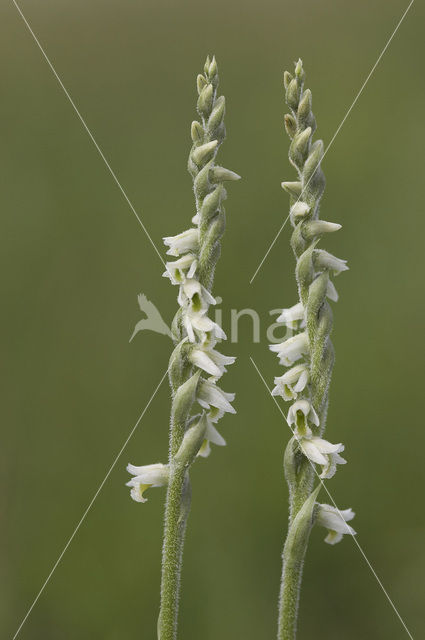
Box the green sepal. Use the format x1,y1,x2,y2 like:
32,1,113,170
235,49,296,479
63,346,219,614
193,160,213,200
174,413,208,466
302,139,326,202
283,486,321,565
199,183,225,223
294,240,318,299
168,339,192,392
171,370,201,428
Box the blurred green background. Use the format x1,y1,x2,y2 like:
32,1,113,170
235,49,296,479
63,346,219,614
1,0,424,638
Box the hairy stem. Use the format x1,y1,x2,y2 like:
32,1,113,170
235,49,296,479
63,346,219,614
158,461,190,640
156,55,238,639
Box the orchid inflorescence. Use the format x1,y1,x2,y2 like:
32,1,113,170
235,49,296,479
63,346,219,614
271,59,356,640
126,56,239,640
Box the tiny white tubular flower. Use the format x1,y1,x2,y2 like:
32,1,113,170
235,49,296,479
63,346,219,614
277,302,305,328
298,435,346,478
197,419,226,458
272,364,309,400
206,349,236,375
163,254,197,284
269,332,309,366
126,463,169,503
184,311,226,345
290,201,311,223
316,503,356,545
163,228,199,257
287,399,319,434
190,348,222,378
315,249,348,275
178,279,216,312
197,379,236,414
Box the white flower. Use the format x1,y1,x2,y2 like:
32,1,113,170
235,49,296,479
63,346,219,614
182,308,226,344
276,302,305,329
197,380,236,415
197,419,226,458
316,503,356,545
290,201,311,223
163,228,199,256
297,434,346,478
206,349,236,375
269,332,309,366
126,463,169,503
272,364,309,400
189,349,225,378
287,399,319,434
315,250,348,275
163,254,197,284
178,279,216,313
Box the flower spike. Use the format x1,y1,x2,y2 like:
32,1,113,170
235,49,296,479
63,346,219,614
268,59,355,640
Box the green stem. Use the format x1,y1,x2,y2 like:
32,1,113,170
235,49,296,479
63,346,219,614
158,459,190,640
277,480,319,640
278,459,315,640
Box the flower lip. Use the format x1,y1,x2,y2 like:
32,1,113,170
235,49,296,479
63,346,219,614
287,399,320,433
316,503,356,545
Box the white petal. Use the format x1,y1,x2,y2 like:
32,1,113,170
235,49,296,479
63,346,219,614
190,349,222,377
198,381,236,414
126,463,167,485
326,280,339,302
205,421,226,446
310,437,344,455
317,504,356,535
163,228,199,256
277,302,304,325
299,439,328,465
294,368,309,392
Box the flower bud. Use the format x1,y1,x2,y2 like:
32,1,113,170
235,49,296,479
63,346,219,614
197,83,214,116
281,181,302,198
286,78,299,110
191,140,218,165
197,74,207,95
211,166,241,182
191,120,204,144
283,71,293,90
284,113,297,138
